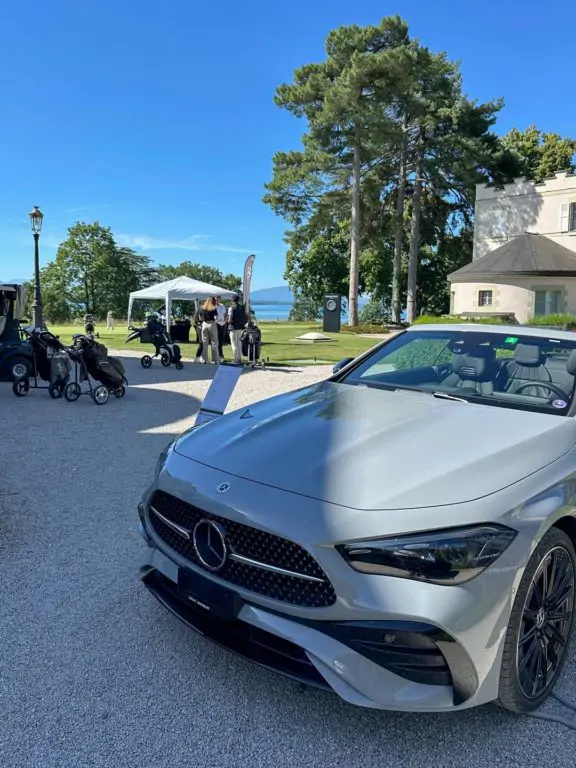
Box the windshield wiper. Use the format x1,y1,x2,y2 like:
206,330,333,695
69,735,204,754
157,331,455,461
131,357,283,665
432,391,469,403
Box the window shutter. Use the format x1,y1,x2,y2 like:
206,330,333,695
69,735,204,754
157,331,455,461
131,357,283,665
560,203,569,232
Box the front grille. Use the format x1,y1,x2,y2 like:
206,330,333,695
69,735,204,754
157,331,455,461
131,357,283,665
148,490,336,608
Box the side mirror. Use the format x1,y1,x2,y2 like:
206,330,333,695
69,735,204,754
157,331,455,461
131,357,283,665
332,357,354,375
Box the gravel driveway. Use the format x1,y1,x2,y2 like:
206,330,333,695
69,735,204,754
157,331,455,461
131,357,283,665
2,355,576,768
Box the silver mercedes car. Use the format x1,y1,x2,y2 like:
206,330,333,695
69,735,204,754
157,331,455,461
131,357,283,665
138,324,576,713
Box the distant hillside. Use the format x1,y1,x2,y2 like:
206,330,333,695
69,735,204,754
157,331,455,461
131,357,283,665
250,285,294,304
250,285,369,307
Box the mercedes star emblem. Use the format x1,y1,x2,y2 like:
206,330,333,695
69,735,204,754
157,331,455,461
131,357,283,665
192,519,228,571
216,482,231,494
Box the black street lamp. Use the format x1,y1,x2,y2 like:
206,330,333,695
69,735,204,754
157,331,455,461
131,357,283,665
29,206,44,329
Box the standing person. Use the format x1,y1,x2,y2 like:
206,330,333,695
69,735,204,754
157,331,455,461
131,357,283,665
227,295,247,365
106,310,115,331
215,296,227,360
199,296,220,364
193,308,204,362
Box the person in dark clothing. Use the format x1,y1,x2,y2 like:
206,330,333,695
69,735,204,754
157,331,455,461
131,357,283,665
193,309,203,361
227,295,247,364
215,295,227,359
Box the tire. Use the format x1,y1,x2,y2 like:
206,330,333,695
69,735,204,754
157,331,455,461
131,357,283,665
8,356,31,381
93,385,109,405
64,383,81,402
12,378,30,397
175,362,184,370
113,386,126,398
48,381,65,399
497,526,576,713
160,352,171,367
141,355,152,369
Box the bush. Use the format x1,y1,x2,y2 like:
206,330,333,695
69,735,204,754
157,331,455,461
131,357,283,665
525,314,576,329
341,323,393,335
289,296,321,322
359,299,390,325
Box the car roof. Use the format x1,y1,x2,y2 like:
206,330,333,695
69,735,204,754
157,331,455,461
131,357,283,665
405,323,576,343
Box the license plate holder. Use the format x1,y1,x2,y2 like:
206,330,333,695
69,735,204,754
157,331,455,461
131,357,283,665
177,567,241,622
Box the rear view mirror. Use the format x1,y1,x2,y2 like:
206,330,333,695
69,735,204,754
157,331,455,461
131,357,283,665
332,357,354,375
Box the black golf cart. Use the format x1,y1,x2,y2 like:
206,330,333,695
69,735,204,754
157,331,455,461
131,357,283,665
0,283,33,382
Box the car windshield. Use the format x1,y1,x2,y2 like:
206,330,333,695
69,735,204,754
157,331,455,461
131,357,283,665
339,330,576,416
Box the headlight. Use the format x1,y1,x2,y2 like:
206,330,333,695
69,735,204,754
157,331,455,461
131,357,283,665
336,524,517,585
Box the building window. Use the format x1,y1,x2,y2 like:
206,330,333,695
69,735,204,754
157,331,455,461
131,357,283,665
534,289,562,316
560,202,576,232
478,290,493,307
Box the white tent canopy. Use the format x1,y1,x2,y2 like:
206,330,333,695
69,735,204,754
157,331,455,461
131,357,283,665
127,276,236,327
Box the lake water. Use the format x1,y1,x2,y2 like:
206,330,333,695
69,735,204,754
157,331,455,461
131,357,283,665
252,302,362,323
250,301,404,323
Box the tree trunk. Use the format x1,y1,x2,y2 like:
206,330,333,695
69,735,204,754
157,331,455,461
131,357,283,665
348,135,361,327
392,118,408,325
406,136,425,324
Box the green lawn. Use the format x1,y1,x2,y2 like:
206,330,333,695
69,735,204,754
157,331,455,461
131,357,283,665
48,322,381,365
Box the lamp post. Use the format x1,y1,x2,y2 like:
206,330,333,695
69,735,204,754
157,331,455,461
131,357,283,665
29,206,44,329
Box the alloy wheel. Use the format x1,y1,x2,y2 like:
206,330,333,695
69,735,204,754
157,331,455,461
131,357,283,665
516,545,575,700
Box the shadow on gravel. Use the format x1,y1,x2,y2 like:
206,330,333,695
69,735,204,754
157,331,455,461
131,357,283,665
107,353,300,387
0,355,203,556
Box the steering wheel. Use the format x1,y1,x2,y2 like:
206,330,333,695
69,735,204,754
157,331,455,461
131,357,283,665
513,380,570,402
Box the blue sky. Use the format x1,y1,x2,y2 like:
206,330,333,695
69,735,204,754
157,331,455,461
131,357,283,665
0,0,574,289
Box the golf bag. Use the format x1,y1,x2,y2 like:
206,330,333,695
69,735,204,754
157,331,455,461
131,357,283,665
241,323,262,365
11,327,72,398
83,314,99,338
147,317,182,363
126,316,183,369
82,339,126,388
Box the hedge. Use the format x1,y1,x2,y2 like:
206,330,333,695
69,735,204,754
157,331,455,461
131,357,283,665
340,323,401,335
525,314,576,329
412,315,506,326
413,314,576,329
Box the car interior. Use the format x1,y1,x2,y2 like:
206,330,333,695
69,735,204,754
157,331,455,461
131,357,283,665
353,337,576,412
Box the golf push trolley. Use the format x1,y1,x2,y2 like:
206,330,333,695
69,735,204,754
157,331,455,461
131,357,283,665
126,315,184,370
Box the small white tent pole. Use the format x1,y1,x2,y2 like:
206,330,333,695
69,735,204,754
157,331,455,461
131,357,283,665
166,293,172,330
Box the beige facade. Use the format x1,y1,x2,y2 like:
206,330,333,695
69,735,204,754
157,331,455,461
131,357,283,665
449,171,576,322
450,277,574,324
473,171,576,260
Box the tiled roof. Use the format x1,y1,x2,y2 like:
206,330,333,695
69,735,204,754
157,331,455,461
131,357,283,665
449,234,576,281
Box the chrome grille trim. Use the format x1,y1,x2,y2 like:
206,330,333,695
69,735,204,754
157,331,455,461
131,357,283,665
150,506,191,539
228,552,325,583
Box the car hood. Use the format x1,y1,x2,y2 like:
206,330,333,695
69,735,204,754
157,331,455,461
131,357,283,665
173,381,576,510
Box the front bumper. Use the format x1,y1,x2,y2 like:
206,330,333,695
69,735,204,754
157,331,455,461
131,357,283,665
136,451,530,712
140,529,487,712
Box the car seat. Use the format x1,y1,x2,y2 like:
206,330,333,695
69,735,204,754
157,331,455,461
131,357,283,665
442,346,497,395
501,344,552,398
